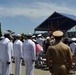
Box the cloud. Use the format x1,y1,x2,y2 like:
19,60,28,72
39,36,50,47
0,2,76,19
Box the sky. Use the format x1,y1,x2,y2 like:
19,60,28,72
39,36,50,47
0,0,76,34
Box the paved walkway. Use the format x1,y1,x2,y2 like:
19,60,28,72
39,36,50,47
12,63,51,75
12,63,76,75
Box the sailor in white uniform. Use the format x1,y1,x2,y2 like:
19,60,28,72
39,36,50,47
36,34,45,47
0,31,11,75
70,38,76,56
13,34,23,75
8,36,13,75
22,33,36,75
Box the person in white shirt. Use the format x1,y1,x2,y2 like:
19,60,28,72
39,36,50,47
0,31,11,75
13,34,23,75
22,33,36,75
8,36,13,75
70,38,76,56
36,34,45,47
32,35,36,42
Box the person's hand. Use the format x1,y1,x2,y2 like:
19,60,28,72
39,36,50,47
7,62,10,65
67,70,69,74
67,69,70,74
32,59,35,62
11,56,13,59
49,69,53,73
49,66,53,73
20,57,23,60
67,67,70,74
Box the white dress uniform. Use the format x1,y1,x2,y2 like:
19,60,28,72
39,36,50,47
13,39,23,75
36,38,44,47
8,41,13,74
22,39,36,75
0,38,11,75
70,42,76,55
36,34,45,47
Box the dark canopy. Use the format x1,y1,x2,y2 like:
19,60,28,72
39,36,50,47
34,11,76,32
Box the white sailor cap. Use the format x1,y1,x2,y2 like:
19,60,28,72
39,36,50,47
51,36,54,39
10,35,13,39
27,33,32,36
38,34,42,37
71,38,76,41
0,36,4,39
32,35,35,38
46,36,50,39
4,31,11,35
16,34,21,37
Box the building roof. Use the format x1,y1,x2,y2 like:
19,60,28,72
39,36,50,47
34,11,76,32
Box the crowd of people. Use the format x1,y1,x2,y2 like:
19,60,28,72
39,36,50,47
0,30,76,75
